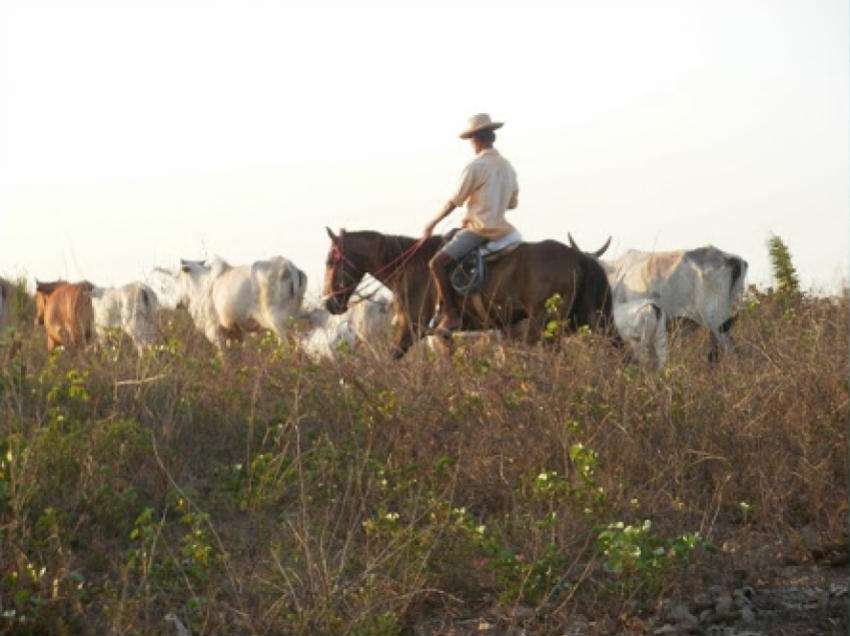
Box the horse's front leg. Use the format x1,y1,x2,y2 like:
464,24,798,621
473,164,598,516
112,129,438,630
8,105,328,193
390,316,419,359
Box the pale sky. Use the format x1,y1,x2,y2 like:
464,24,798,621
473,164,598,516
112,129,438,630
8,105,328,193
1,0,848,303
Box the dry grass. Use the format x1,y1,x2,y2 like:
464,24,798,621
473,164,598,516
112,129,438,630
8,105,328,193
1,286,847,635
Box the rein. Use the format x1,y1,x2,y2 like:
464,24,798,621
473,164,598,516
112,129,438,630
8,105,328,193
326,233,429,300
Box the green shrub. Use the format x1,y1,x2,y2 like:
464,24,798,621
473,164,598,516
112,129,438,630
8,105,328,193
1,283,847,635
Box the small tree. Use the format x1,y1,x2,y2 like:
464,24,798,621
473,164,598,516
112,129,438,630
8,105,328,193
767,234,800,295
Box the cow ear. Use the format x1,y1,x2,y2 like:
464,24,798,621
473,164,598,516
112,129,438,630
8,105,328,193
326,227,337,242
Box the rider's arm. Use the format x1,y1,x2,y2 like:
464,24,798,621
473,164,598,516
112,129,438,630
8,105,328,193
424,162,475,237
424,201,457,237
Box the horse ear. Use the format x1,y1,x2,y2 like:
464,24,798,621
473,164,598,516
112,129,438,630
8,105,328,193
326,227,337,242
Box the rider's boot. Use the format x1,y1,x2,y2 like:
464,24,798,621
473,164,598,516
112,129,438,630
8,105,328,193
432,262,462,334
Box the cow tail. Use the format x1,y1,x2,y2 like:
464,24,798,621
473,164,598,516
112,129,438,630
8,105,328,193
139,287,158,320
723,256,748,334
730,260,742,286
73,287,95,347
729,257,746,292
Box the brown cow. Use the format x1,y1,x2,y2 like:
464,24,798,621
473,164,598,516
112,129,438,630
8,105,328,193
34,280,96,353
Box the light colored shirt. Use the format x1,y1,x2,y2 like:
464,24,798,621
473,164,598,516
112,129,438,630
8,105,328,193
449,148,519,240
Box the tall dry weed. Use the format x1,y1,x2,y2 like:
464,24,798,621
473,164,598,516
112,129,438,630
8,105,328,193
1,288,846,635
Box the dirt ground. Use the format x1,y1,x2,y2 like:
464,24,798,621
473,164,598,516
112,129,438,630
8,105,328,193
413,562,848,636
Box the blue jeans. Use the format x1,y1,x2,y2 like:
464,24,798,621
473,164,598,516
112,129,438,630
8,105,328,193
440,228,487,261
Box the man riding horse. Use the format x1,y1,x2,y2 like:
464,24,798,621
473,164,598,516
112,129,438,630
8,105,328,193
423,113,519,336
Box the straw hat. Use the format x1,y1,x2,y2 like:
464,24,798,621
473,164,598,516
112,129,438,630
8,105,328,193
458,113,504,139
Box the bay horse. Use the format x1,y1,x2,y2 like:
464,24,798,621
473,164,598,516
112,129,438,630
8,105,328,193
323,228,619,359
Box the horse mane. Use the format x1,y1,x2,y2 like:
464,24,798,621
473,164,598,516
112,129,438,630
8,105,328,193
377,232,431,264
338,229,437,272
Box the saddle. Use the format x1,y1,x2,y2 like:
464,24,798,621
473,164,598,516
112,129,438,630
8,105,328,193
448,229,523,295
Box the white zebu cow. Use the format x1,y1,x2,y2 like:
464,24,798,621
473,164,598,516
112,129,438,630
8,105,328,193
90,282,160,353
613,298,668,369
176,256,307,348
570,235,748,362
296,296,393,361
345,295,393,356
606,247,747,361
296,308,358,361
146,268,182,311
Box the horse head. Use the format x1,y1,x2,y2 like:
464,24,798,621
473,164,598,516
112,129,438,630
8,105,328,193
323,227,366,315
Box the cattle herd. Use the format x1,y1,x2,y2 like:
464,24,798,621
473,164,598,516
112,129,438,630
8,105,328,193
1,236,748,368
14,256,392,363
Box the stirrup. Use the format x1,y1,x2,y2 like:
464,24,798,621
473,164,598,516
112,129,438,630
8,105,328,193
428,304,441,331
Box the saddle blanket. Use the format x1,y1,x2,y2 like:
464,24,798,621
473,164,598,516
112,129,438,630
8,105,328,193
479,230,523,257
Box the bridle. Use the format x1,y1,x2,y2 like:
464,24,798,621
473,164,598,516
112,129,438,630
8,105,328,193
325,229,429,301
327,234,362,299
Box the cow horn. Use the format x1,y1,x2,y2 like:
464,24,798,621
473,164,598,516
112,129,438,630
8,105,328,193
568,233,611,258
594,236,612,258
